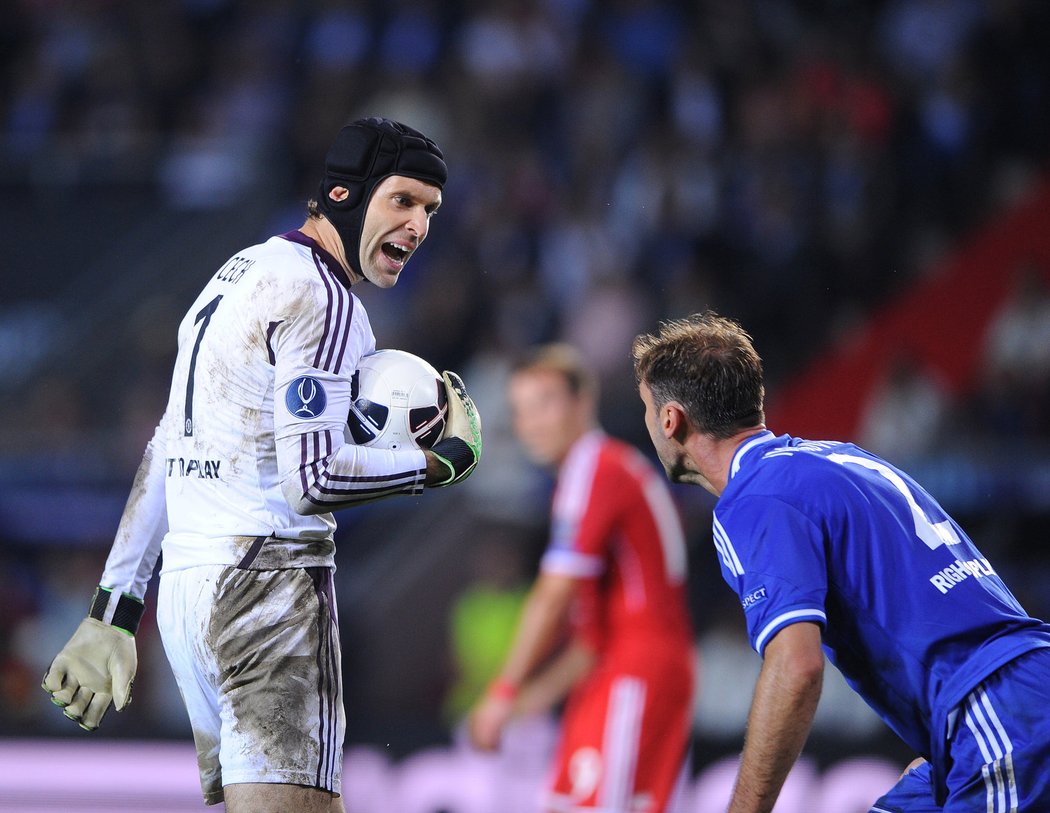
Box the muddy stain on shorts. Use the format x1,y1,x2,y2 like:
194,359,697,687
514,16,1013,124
206,566,343,791
193,726,222,805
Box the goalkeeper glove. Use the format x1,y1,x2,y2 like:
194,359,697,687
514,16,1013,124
41,586,143,731
428,370,482,486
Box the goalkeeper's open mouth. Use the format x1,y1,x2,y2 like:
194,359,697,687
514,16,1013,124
381,241,412,269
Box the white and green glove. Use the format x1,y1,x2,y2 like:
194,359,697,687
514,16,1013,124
41,586,142,731
428,370,482,487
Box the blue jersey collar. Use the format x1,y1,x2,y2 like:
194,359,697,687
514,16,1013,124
729,430,777,480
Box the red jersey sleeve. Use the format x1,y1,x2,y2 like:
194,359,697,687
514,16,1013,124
540,432,622,579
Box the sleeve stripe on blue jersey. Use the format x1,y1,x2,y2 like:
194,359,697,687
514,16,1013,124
712,516,745,576
754,609,827,654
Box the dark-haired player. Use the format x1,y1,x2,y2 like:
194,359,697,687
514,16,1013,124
42,118,482,813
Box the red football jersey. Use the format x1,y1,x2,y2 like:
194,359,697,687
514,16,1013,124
541,430,693,664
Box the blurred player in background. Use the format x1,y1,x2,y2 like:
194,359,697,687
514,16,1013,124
41,117,482,813
633,311,1050,813
469,344,695,813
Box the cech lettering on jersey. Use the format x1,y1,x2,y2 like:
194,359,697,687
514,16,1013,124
167,457,222,479
215,255,255,284
929,557,996,595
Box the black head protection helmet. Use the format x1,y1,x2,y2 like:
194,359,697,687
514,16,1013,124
316,117,447,277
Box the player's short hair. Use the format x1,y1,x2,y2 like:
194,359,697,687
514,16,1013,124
632,311,765,439
511,343,598,401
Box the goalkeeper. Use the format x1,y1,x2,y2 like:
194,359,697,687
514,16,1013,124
42,117,481,813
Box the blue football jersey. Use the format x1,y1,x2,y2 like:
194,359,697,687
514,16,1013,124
714,431,1050,770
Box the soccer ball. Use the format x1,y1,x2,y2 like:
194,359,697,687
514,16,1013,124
347,349,448,451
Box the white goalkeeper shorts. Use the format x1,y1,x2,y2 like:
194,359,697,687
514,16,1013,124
157,564,344,805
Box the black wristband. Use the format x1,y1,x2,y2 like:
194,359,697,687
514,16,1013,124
89,586,145,635
431,437,475,477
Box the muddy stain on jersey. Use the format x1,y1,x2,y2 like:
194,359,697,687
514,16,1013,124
192,725,223,803
109,437,165,563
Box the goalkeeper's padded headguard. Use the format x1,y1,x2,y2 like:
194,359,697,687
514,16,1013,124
316,117,447,279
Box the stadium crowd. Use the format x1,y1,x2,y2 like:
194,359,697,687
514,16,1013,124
2,0,1050,778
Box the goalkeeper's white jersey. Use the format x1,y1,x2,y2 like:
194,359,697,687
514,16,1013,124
101,231,427,596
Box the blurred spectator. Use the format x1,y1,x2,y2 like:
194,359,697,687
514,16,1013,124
974,263,1050,439
859,354,950,463
981,265,1050,388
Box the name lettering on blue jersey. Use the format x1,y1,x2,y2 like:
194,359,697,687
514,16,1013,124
713,515,745,576
827,453,960,549
742,586,768,610
166,457,222,479
930,557,996,594
215,255,255,284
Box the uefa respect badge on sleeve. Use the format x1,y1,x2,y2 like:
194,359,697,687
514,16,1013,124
274,370,353,440
285,375,328,420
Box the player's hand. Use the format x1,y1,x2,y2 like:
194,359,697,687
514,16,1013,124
468,693,514,752
900,756,927,778
426,371,482,487
42,617,138,731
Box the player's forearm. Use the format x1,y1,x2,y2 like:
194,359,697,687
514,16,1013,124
499,574,575,687
727,627,824,813
516,639,595,716
278,430,427,514
100,422,169,597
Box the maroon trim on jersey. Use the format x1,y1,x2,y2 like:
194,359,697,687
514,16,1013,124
235,535,269,569
265,321,283,366
299,433,313,496
310,456,423,501
329,294,353,374
312,254,353,374
317,464,423,485
311,256,340,370
279,230,352,289
297,430,425,508
280,230,355,374
307,566,339,791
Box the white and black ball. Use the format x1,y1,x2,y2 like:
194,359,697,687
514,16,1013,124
347,349,448,451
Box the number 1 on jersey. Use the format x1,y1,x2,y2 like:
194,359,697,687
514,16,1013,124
184,295,223,436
